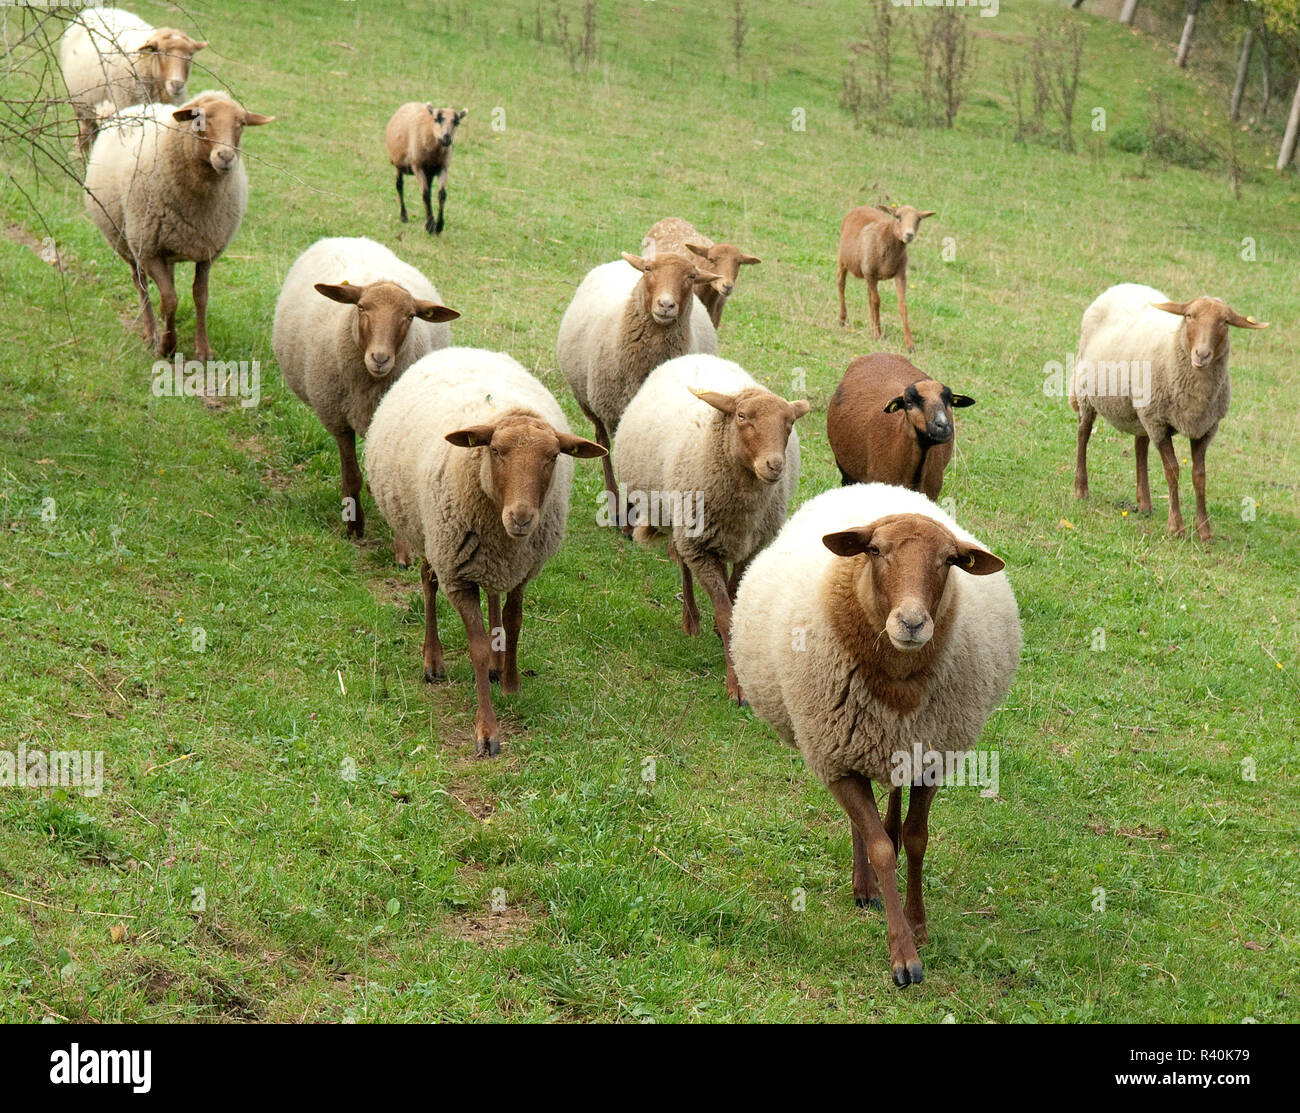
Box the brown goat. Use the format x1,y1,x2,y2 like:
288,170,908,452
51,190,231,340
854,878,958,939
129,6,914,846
837,204,936,351
826,354,974,499
641,218,760,328
385,103,466,234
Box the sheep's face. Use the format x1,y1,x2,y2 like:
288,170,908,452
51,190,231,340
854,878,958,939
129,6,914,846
426,106,467,149
622,252,722,325
313,282,460,377
141,29,207,100
445,416,605,539
880,205,937,245
1151,297,1269,370
172,94,273,174
823,515,1004,652
693,386,810,484
884,379,975,447
684,242,761,299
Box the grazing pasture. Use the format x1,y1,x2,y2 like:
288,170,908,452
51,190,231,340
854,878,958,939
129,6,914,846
0,0,1296,1022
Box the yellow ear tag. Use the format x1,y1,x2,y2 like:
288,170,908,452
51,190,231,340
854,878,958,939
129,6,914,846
966,554,976,569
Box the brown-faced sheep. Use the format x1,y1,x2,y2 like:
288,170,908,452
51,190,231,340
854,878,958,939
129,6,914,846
1071,283,1268,542
385,103,467,234
641,218,760,329
837,203,936,351
826,353,974,499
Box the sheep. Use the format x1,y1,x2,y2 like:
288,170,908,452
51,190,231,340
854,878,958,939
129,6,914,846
83,90,273,359
641,218,761,329
1070,283,1268,542
826,353,974,498
385,103,467,235
611,354,809,703
271,237,460,565
364,348,605,757
556,253,721,522
60,7,207,153
836,203,936,351
731,483,1021,987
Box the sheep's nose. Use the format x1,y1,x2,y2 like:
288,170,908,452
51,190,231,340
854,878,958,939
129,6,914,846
166,79,185,96
1194,348,1212,365
928,414,952,441
370,351,392,373
721,282,734,295
656,298,677,315
758,456,784,482
211,148,235,170
896,605,930,639
504,507,537,536
904,231,916,243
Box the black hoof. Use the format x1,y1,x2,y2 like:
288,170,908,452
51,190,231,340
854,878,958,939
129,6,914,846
856,896,883,911
475,736,500,758
488,668,500,683
893,966,910,988
907,960,923,985
423,668,446,683
425,222,435,234
434,220,444,235
733,697,749,709
399,212,408,223
396,560,409,570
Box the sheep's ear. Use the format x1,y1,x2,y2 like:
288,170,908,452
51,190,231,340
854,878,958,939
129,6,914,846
949,394,976,408
691,388,737,415
1226,309,1268,330
446,425,497,448
413,300,460,323
455,109,468,122
789,399,811,420
622,252,648,272
874,204,894,216
685,242,711,259
737,253,762,265
243,112,275,126
314,282,364,305
556,431,607,459
172,106,201,122
1150,300,1189,316
883,396,907,414
692,269,724,285
949,544,1004,576
822,527,874,557
918,210,937,220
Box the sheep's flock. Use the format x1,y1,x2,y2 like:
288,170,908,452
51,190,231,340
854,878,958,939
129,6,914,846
60,5,1271,988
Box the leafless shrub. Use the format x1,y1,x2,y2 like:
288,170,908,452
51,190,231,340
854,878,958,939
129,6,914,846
934,10,973,129
731,0,748,72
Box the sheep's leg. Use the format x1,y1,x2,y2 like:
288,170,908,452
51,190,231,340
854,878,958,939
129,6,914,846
395,169,408,222
487,593,504,682
142,256,178,357
669,540,700,636
827,772,922,987
446,582,501,757
434,167,448,235
836,265,848,326
414,166,435,234
1073,407,1096,500
896,272,914,353
192,259,213,361
1154,435,1184,536
1134,434,1152,513
901,783,936,946
592,417,629,536
851,822,883,910
335,429,364,539
501,586,524,694
883,786,902,855
867,277,883,341
420,558,446,682
726,556,750,602
1190,435,1213,542
130,262,157,346
690,553,743,705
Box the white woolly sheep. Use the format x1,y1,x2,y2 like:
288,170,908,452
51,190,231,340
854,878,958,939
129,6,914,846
385,103,467,235
837,203,936,351
272,237,460,564
556,253,720,520
731,483,1021,987
364,348,605,757
1071,283,1268,542
60,7,207,152
83,90,273,358
641,218,761,329
611,354,808,703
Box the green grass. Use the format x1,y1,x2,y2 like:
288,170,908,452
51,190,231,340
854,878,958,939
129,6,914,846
0,0,1296,1023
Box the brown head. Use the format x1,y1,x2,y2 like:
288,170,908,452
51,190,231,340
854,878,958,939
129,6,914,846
1150,297,1268,370
684,241,760,300
426,105,467,148
445,415,605,538
171,91,273,175
877,204,936,245
140,28,207,100
314,282,459,376
884,379,974,447
691,385,810,484
622,251,722,325
823,514,1003,651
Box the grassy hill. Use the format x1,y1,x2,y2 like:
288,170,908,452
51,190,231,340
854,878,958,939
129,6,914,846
0,0,1296,1022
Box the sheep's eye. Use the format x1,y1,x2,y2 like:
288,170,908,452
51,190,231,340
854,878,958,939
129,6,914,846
866,545,881,557
736,411,747,421
489,446,501,457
